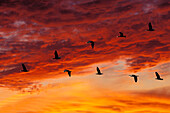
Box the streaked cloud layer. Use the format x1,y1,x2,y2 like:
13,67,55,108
0,78,170,113
0,0,169,112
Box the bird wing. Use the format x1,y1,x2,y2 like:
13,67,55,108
55,51,59,58
149,23,152,29
155,72,160,79
22,64,27,71
97,67,101,73
134,76,138,82
91,42,94,48
119,32,123,36
68,71,71,77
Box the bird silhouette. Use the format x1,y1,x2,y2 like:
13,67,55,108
64,69,71,77
155,72,163,80
21,64,28,72
96,67,102,75
147,22,154,31
53,50,61,59
117,32,126,38
129,75,138,82
87,41,94,49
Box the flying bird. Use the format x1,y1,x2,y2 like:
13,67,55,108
129,75,138,82
53,50,61,59
21,64,28,72
117,32,126,38
155,72,163,80
64,69,71,77
87,41,94,49
96,67,103,75
147,22,154,31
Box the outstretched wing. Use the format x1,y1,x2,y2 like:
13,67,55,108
22,64,27,71
119,32,123,36
91,41,94,48
54,50,59,58
149,22,152,30
134,76,138,82
68,71,71,77
97,67,101,73
155,72,160,79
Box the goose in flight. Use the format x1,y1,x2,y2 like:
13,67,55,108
129,75,138,82
96,67,103,75
53,50,61,59
117,32,126,38
155,72,163,80
64,69,71,77
21,64,28,72
87,41,94,49
147,22,154,31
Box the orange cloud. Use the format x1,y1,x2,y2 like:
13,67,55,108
0,81,170,113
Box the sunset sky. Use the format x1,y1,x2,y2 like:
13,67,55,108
0,0,170,113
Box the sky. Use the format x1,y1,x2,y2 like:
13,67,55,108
0,0,170,113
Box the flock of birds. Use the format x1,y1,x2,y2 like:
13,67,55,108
20,22,164,83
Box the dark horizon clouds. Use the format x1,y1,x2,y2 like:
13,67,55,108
0,0,169,89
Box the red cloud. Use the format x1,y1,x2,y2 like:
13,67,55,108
0,0,169,90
